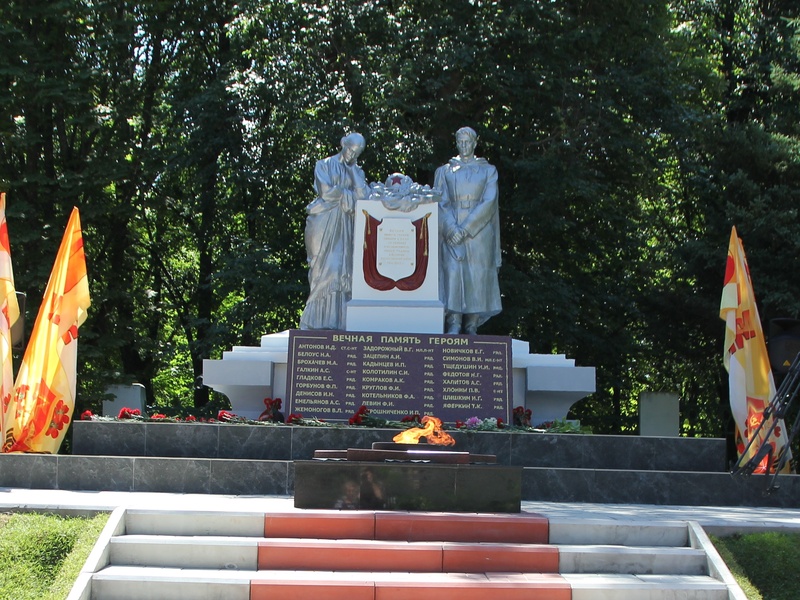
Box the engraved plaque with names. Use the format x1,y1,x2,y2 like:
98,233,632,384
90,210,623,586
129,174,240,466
286,330,511,424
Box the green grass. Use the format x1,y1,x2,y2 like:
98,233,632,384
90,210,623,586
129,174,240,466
712,531,800,600
0,511,109,600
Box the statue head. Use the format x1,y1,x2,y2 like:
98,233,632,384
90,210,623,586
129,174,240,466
455,127,478,159
340,132,366,165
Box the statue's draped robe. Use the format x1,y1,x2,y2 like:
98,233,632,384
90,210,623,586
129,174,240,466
300,154,366,330
435,156,502,326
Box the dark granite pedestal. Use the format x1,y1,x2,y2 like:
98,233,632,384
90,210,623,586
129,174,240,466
294,460,522,512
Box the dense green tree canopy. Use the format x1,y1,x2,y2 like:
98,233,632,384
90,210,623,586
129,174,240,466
1,0,799,439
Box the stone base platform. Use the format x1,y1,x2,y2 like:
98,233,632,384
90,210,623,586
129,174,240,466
294,460,522,512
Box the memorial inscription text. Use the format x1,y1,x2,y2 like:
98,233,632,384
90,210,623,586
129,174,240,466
287,330,511,423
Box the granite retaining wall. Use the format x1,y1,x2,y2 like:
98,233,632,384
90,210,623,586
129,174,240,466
2,422,796,507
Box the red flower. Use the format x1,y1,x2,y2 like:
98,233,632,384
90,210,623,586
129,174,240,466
497,417,504,429
217,410,237,422
80,410,94,421
401,414,421,423
118,407,141,419
455,420,466,429
185,415,197,422
286,413,302,424
151,413,167,419
348,404,369,425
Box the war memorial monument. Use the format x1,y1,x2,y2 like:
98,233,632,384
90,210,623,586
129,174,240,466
203,128,596,428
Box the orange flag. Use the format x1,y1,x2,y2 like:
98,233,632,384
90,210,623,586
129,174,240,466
3,207,90,453
720,226,792,473
0,193,21,447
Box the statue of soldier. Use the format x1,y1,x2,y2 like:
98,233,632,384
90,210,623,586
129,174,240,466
435,127,502,334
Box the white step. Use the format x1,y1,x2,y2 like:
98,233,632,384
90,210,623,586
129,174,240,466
91,566,730,600
109,534,709,576
563,573,729,600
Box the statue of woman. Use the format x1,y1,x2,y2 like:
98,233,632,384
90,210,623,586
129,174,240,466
436,127,502,334
300,133,368,330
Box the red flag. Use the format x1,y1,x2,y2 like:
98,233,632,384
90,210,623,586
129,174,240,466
3,208,90,453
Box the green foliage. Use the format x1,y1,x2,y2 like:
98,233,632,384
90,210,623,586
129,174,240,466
713,532,800,600
0,512,108,600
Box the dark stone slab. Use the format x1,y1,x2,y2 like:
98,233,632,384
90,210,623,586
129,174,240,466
144,423,219,458
0,453,58,489
72,421,146,456
650,437,728,472
511,433,727,472
664,470,800,508
521,467,596,503
57,455,135,492
289,427,397,460
218,424,292,460
71,421,729,473
132,457,212,494
294,460,521,512
511,433,584,468
209,459,289,496
451,430,512,464
591,469,671,505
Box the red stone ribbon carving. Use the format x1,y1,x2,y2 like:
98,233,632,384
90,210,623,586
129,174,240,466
362,211,430,291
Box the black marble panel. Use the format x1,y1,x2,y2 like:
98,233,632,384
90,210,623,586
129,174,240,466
369,463,459,511
287,461,295,493
664,470,795,508
510,433,584,468
0,454,58,489
132,457,212,494
144,423,219,458
209,459,289,495
71,421,731,474
521,467,596,502
294,461,521,512
578,437,653,470
454,465,521,512
218,424,292,460
57,455,135,492
294,461,361,509
591,469,671,505
289,427,397,459
449,430,512,464
72,421,147,456
650,437,727,472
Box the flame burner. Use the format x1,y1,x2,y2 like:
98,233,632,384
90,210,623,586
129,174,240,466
313,441,496,464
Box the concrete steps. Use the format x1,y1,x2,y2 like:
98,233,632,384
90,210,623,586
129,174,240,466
71,508,742,600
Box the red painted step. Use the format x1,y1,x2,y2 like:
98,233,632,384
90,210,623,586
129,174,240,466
263,510,550,543
251,510,568,600
257,539,559,573
249,573,572,600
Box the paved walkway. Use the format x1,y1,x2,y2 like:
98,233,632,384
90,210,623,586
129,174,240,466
2,487,799,536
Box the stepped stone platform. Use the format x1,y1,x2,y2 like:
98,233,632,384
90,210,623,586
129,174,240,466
1,421,797,507
69,506,744,600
